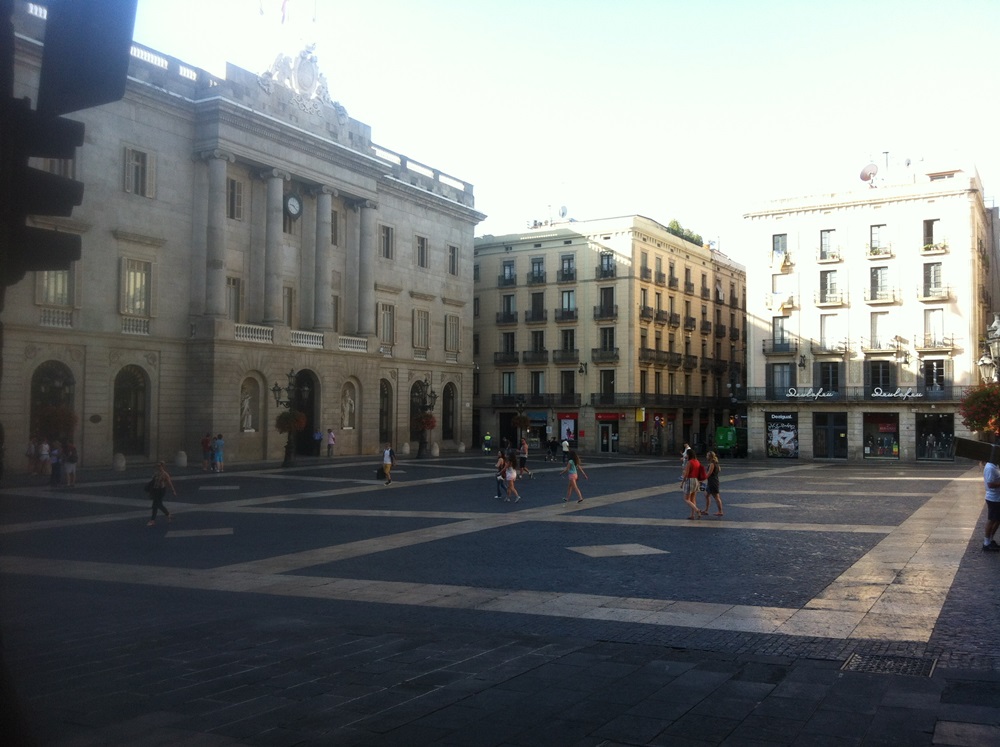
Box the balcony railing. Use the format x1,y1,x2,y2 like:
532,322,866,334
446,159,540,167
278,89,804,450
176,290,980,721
655,310,669,324
639,305,654,321
860,337,898,353
589,393,731,408
917,285,951,302
492,393,581,407
235,323,272,343
640,267,652,281
655,271,666,286
815,291,844,306
810,339,846,355
700,286,711,299
914,335,955,351
526,271,546,285
494,351,519,365
817,248,842,263
762,338,799,355
682,354,698,370
700,320,712,334
921,242,949,255
865,288,898,304
595,265,616,279
524,309,548,323
39,306,73,328
592,347,620,363
639,348,656,364
553,349,580,364
666,351,683,368
555,308,578,322
522,349,549,364
684,281,695,295
668,276,679,289
668,312,681,327
121,316,150,336
338,334,368,352
291,330,324,348
594,304,618,320
866,244,893,259
557,269,576,283
496,311,518,324
683,316,696,331
715,324,727,338
497,274,517,287
729,327,740,341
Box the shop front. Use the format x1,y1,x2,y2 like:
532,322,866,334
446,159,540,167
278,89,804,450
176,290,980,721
813,411,848,459
916,412,955,461
596,412,621,453
766,411,799,458
862,412,899,459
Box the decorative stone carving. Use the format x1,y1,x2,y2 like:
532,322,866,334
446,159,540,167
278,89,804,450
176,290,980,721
257,44,349,121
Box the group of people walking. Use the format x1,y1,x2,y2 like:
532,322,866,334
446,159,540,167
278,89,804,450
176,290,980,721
25,436,79,487
679,445,724,520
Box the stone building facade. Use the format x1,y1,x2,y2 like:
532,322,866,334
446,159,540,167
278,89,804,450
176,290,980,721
744,165,999,462
473,216,746,456
5,5,484,471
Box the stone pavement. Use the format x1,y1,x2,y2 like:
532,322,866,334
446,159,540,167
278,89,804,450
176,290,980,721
1,455,999,746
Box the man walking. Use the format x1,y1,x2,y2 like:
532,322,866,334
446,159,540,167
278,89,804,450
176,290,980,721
326,429,336,457
382,443,396,485
982,457,1000,551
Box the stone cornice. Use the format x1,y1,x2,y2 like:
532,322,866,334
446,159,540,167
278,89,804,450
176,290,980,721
409,291,436,301
375,283,403,295
441,296,466,308
111,229,167,248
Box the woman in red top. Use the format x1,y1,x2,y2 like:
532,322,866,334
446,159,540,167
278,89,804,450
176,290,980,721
681,447,702,519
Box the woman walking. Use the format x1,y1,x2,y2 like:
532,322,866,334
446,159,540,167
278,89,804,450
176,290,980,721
518,437,533,479
701,450,724,516
147,461,176,526
213,434,225,472
680,447,703,519
494,451,508,500
503,453,521,503
560,449,588,503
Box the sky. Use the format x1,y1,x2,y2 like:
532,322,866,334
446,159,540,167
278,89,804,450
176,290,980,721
132,0,1000,261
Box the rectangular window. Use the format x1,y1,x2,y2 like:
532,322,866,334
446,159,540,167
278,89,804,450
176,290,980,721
123,147,155,197
600,327,615,350
416,236,428,268
226,277,242,322
923,262,942,295
282,210,295,235
121,258,151,316
501,332,516,354
531,370,545,395
39,269,71,306
448,245,458,276
445,314,460,352
869,360,892,389
870,311,888,348
473,297,479,318
561,289,575,310
502,371,516,395
473,333,479,355
924,308,944,346
531,330,545,352
870,266,888,296
502,260,515,280
820,269,838,301
818,361,841,391
772,234,787,265
380,225,394,259
870,224,885,250
226,178,244,220
819,229,835,259
413,309,430,349
561,328,575,351
379,303,395,343
923,218,939,246
923,359,946,389
771,362,792,389
819,314,837,348
282,287,294,326
502,294,516,314
531,257,544,277
561,255,575,273
600,252,613,271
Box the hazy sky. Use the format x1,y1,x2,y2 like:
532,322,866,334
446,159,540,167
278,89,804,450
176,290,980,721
132,0,1000,260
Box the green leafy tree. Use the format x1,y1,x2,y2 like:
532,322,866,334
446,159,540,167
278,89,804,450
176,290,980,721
959,383,1000,437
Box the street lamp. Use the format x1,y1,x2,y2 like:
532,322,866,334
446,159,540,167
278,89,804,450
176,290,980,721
514,394,527,443
271,369,310,467
980,315,1000,383
411,377,438,459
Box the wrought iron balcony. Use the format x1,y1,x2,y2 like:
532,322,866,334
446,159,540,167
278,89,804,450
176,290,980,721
762,338,799,355
655,271,666,286
668,276,679,289
552,349,580,364
557,268,576,283
495,311,518,325
494,351,519,365
640,267,652,281
865,287,898,304
497,274,517,287
595,264,616,279
592,347,620,363
668,312,681,327
639,305,654,321
526,271,546,285
524,309,548,323
522,349,549,364
555,308,578,322
594,304,618,321
683,316,697,331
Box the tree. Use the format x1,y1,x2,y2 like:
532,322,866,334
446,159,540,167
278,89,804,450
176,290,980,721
959,383,1000,438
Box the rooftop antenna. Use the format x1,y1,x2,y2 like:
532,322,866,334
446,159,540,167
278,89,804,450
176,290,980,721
860,163,879,188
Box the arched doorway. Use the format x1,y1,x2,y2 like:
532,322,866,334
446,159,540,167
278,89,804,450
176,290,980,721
113,365,147,455
379,379,392,445
30,360,77,441
442,382,457,441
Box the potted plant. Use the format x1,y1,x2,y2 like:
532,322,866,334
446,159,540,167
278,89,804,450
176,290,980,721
959,383,1000,438
412,411,437,432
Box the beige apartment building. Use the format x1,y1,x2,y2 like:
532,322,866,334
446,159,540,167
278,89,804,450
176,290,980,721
5,5,483,471
473,216,746,456
744,164,999,462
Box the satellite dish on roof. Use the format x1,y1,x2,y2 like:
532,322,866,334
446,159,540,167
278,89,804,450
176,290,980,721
860,163,879,182
558,205,568,218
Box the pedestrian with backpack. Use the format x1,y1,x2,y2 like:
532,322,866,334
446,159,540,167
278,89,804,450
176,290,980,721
680,446,705,519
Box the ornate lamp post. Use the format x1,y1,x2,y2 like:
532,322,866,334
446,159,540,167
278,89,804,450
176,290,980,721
271,369,310,468
411,377,438,459
978,314,1000,383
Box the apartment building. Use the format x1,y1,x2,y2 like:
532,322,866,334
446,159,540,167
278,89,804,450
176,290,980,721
5,5,483,470
744,165,999,461
473,216,746,455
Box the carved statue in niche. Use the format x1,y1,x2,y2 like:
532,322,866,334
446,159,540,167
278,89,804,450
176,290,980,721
241,379,259,432
341,383,356,430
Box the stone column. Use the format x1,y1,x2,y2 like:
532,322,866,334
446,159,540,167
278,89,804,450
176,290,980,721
358,200,376,336
313,187,335,331
344,204,359,334
204,150,234,317
262,169,289,325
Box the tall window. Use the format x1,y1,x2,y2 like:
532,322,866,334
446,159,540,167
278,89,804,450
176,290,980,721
379,303,395,343
227,178,244,220
561,328,575,351
561,289,575,310
502,294,516,314
502,371,516,395
870,312,888,348
819,229,835,259
868,360,893,389
445,314,460,353
282,287,294,326
923,359,946,390
380,225,394,259
772,316,787,343
331,295,339,332
123,147,154,197
600,327,615,351
819,314,838,349
226,277,242,322
501,332,516,353
416,236,428,268
448,245,458,275
600,252,613,272
818,361,841,391
771,234,787,265
530,330,545,352
924,308,944,346
531,370,545,395
121,259,150,316
870,266,888,299
39,269,71,306
819,270,838,302
413,309,429,350
870,224,885,250
923,262,942,295
771,362,792,390
502,260,515,280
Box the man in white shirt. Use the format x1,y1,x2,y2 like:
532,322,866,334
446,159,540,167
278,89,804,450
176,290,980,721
982,457,1000,551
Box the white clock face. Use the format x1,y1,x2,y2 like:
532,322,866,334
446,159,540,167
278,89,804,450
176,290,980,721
286,195,301,217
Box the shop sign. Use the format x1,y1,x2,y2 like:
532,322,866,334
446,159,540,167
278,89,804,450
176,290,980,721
596,413,621,421
871,387,923,400
786,387,835,400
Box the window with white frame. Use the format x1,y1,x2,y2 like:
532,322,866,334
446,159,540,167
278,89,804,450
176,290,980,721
445,314,460,352
379,303,395,343
870,311,888,348
502,371,516,395
120,258,152,316
819,229,835,259
123,147,155,197
380,225,394,259
227,178,244,220
561,289,575,310
448,245,458,276
413,309,429,350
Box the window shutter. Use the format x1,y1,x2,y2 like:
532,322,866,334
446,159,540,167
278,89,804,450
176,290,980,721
146,153,156,199
149,261,158,317
123,147,133,193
